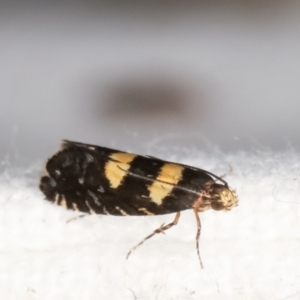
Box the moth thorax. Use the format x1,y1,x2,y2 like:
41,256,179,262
210,184,238,211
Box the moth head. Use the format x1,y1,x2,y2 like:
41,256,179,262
210,184,238,211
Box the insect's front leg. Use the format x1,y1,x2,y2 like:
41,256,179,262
193,208,203,269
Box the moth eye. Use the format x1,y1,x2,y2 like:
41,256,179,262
210,201,224,211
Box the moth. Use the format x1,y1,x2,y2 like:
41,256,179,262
40,140,238,268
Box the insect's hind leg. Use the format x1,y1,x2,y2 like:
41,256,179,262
126,212,181,259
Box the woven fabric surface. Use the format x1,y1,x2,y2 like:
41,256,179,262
0,150,299,300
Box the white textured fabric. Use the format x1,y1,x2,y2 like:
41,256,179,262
1,150,299,300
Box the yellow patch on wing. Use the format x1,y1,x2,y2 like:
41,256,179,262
54,194,60,205
115,206,128,216
138,207,154,215
60,197,68,209
148,163,184,205
72,202,79,211
105,152,136,188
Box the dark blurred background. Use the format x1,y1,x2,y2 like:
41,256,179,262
1,0,300,165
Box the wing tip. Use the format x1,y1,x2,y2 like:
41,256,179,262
61,140,85,150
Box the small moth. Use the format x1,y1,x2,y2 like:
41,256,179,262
40,140,238,268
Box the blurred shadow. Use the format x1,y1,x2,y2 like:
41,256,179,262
100,80,188,117
74,0,298,14
86,75,205,123
2,0,293,18
71,0,299,18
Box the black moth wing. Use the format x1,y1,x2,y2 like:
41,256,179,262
40,140,215,216
145,155,228,186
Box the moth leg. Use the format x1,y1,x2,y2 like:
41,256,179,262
193,208,204,269
66,214,88,223
126,212,181,260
